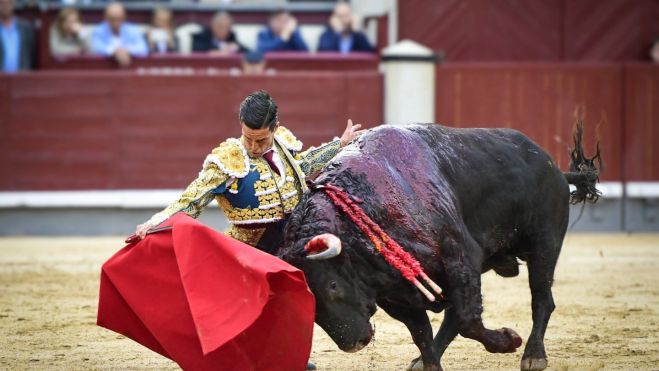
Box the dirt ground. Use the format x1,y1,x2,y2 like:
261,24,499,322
0,234,657,371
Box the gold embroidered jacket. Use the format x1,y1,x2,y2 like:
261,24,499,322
146,126,342,245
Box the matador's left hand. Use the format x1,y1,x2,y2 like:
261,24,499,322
340,119,366,147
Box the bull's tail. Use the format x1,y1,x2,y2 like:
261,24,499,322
563,119,602,204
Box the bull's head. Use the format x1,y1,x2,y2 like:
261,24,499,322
296,232,377,353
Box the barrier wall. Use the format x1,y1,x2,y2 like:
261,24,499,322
435,63,624,181
398,0,659,62
1,63,657,192
624,63,659,181
434,63,659,182
44,53,380,71
0,71,383,190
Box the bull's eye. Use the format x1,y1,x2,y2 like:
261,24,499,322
327,280,341,301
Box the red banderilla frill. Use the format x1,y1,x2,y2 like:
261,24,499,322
320,183,444,302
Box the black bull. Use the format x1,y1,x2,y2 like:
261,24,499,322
277,123,600,371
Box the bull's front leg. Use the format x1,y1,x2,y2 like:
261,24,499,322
378,300,441,371
442,232,523,354
407,306,459,371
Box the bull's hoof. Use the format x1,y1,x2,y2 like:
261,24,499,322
499,327,523,351
520,357,548,371
407,357,423,371
407,357,442,371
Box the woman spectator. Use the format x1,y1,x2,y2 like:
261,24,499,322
146,7,177,54
50,8,87,56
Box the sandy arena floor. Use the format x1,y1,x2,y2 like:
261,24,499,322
0,234,657,371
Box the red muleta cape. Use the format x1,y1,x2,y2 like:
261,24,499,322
97,213,315,371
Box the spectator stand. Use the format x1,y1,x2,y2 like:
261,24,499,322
16,1,387,70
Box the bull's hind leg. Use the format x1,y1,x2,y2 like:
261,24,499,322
442,231,523,354
520,233,562,371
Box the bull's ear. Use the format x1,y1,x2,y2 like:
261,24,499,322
304,233,342,260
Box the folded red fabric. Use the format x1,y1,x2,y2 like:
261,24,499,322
97,213,315,371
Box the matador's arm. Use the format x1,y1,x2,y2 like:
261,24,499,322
145,162,229,227
296,139,342,177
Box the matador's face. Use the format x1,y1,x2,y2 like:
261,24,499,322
241,123,278,158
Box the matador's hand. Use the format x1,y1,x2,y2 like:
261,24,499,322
135,222,154,240
340,119,366,147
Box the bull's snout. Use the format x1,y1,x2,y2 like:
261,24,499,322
339,324,374,353
341,337,372,353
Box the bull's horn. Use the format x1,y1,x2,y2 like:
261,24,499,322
305,233,342,260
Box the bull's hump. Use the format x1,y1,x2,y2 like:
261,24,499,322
358,125,426,156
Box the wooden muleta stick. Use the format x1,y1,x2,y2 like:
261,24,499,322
125,225,174,244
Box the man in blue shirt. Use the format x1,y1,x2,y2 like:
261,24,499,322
0,0,35,72
257,9,308,53
318,2,374,54
90,2,148,68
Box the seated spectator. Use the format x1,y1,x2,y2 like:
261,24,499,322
257,9,308,53
192,11,247,54
146,7,177,54
318,1,373,53
50,8,87,56
0,0,35,72
90,2,148,68
651,39,659,64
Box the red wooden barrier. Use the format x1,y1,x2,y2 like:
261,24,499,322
43,53,380,71
436,63,624,180
398,0,659,62
2,64,656,191
623,63,659,181
0,71,383,190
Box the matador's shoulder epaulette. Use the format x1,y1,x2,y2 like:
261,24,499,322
202,138,250,178
275,126,303,152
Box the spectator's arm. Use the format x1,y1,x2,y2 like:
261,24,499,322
125,27,149,56
289,29,309,51
257,29,284,52
25,22,36,69
354,32,375,53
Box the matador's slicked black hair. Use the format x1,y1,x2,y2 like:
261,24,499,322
239,90,278,131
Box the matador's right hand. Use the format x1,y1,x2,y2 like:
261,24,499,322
135,222,154,240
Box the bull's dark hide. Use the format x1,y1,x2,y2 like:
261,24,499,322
278,122,600,371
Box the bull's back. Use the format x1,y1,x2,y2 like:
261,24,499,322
348,124,570,250
412,124,570,250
